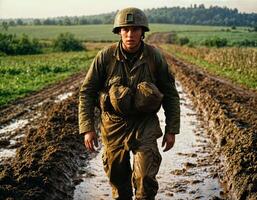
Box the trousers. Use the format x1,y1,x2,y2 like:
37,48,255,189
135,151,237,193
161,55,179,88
102,140,162,200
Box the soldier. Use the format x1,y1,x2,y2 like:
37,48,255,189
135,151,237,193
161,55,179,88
79,7,180,200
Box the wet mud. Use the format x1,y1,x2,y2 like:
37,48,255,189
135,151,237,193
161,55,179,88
0,40,256,200
158,44,257,199
0,73,88,200
0,92,86,200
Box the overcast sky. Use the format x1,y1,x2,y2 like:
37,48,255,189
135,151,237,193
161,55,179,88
0,0,257,19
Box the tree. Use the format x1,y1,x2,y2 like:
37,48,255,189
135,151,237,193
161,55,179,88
16,19,24,25
79,18,88,25
73,17,79,25
63,17,72,25
43,18,56,25
2,22,9,31
33,19,41,25
9,20,16,26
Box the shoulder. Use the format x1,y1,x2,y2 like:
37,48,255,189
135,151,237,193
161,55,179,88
98,42,118,57
93,42,118,64
144,42,166,63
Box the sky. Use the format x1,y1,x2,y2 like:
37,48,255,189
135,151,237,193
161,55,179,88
0,0,257,19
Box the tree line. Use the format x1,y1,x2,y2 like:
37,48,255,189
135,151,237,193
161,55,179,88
1,5,257,27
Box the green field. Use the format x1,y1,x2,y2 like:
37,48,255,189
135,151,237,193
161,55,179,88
1,24,256,45
1,24,256,106
0,51,96,106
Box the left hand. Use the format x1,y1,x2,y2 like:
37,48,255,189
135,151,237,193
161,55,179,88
162,132,176,152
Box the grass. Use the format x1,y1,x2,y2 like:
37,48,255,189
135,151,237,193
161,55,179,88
1,24,256,45
1,24,119,41
0,50,97,106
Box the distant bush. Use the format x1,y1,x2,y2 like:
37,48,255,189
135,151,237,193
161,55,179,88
203,37,228,48
178,37,190,46
247,26,257,32
53,32,84,52
0,33,42,55
16,35,42,55
187,42,195,48
233,39,257,47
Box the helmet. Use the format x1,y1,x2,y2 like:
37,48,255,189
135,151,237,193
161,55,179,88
113,7,150,34
135,82,163,113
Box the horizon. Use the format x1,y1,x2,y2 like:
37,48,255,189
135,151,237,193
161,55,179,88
0,0,257,19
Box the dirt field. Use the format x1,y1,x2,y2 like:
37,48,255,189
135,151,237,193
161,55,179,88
0,39,256,200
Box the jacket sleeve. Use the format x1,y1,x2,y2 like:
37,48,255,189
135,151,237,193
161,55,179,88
79,50,105,134
156,51,180,134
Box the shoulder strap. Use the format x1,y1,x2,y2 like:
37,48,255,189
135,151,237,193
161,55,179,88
103,43,118,89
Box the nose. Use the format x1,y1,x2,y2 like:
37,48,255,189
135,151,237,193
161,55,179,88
127,30,133,37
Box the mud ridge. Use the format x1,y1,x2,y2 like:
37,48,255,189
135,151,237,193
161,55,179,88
0,93,86,200
160,46,257,199
0,72,85,126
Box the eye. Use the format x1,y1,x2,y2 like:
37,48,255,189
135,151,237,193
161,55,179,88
122,27,129,32
131,27,142,33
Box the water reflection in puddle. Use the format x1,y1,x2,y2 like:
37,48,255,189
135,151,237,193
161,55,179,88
0,119,29,135
55,92,73,102
73,83,223,199
0,149,16,161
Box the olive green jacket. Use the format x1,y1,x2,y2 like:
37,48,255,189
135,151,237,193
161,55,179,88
79,42,180,149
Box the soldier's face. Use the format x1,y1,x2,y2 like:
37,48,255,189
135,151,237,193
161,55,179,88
120,26,143,53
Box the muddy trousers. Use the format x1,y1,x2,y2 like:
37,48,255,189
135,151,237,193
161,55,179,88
102,141,162,200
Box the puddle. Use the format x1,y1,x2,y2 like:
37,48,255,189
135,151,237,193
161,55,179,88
73,149,110,200
0,149,16,161
73,84,223,200
0,119,29,135
55,92,73,102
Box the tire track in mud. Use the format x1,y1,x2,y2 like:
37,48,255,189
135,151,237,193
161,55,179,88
159,45,257,200
0,72,85,161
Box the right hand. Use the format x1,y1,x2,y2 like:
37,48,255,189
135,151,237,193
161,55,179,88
84,131,98,152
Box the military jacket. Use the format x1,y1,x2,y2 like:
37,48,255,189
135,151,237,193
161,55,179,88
79,42,180,150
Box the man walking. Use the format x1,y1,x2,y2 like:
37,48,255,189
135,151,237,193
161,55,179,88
79,7,180,200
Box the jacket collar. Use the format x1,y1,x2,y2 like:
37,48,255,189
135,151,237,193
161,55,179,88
113,40,149,65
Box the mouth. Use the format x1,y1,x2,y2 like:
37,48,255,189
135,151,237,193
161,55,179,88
126,39,135,43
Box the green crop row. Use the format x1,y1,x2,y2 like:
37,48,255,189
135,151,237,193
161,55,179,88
162,44,257,89
0,50,97,106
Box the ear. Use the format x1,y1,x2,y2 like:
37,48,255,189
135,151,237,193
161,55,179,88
141,32,145,40
118,28,121,35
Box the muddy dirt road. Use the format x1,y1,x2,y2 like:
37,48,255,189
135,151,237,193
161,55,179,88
73,84,224,200
0,41,256,200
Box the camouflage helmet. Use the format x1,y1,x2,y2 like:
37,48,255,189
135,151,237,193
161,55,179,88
113,7,150,34
135,82,163,113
